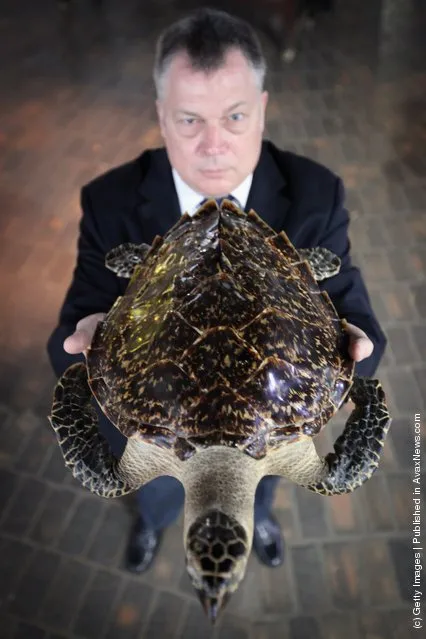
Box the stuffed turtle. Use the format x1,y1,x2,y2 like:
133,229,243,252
49,198,391,623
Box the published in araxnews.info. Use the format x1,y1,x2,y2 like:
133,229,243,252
412,412,423,631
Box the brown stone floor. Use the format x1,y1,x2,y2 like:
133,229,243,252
0,0,425,637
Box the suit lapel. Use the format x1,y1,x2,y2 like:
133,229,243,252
136,148,181,239
246,141,291,231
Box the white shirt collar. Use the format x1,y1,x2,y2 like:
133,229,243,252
172,167,253,216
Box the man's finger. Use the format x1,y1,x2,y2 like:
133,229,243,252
345,322,374,362
63,312,106,355
75,312,106,334
63,329,91,354
348,337,373,361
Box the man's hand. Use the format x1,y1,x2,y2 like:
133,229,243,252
343,322,374,413
346,322,374,362
63,313,107,356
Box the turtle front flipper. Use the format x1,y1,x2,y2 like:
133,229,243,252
49,363,145,498
305,376,391,495
105,242,151,278
298,247,341,281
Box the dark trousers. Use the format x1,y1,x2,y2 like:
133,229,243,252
98,410,280,532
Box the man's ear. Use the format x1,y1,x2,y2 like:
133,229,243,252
260,90,269,132
156,99,165,138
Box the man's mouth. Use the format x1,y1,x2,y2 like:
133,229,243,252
201,168,228,175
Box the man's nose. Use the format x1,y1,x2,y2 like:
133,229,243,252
201,124,226,155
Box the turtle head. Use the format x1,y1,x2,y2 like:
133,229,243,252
185,509,250,624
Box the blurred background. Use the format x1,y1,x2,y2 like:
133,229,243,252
0,0,425,637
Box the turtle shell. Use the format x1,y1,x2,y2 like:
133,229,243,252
86,199,354,461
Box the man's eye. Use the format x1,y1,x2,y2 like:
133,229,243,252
229,113,244,122
182,117,197,125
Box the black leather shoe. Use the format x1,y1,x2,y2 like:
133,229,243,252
125,516,161,573
252,513,284,567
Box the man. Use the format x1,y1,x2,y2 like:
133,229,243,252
47,8,386,575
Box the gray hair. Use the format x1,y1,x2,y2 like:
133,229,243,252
153,8,267,100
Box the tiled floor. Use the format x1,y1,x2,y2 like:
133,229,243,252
0,0,425,637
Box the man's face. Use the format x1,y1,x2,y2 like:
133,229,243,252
156,48,268,197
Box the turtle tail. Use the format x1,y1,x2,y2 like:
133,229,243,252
48,362,138,498
305,376,391,495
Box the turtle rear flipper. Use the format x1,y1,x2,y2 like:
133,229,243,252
105,242,151,278
48,363,157,497
305,376,391,495
298,247,341,281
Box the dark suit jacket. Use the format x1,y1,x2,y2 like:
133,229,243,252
47,139,387,379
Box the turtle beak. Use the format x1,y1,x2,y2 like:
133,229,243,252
196,589,231,624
